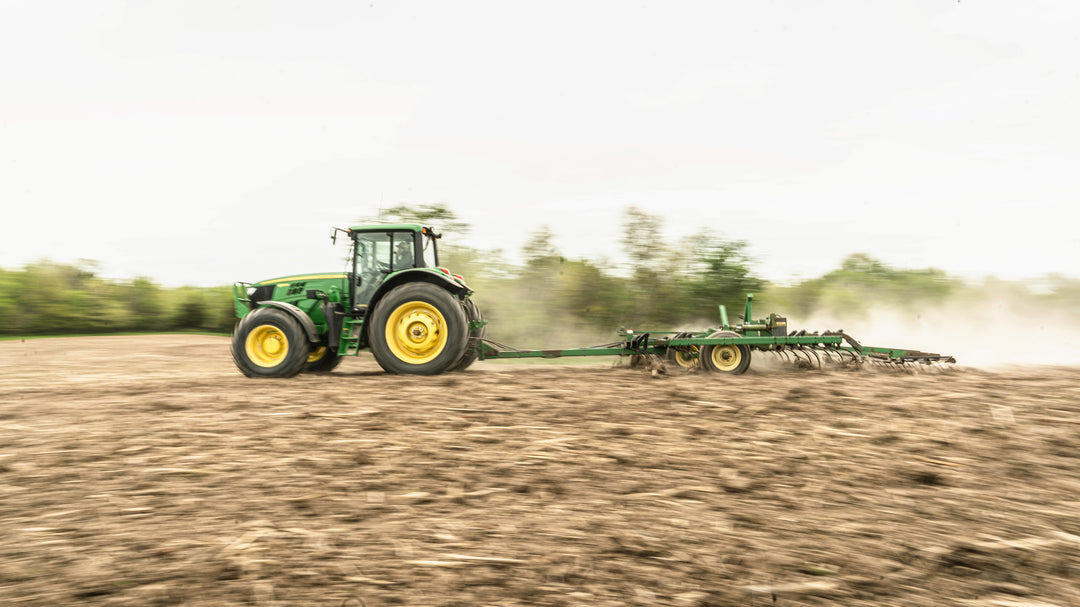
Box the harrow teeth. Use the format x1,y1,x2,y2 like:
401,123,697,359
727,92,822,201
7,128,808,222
751,340,955,374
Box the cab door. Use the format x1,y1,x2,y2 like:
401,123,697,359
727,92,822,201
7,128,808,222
354,232,390,307
353,231,419,307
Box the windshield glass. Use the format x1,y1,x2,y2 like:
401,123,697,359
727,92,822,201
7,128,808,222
356,232,392,274
355,231,421,272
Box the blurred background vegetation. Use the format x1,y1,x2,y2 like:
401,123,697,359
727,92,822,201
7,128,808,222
2,204,1078,342
0,261,234,337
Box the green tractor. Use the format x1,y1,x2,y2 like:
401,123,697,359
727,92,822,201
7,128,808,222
230,224,484,377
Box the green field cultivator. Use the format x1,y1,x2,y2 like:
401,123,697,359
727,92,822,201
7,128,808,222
230,223,955,378
476,292,955,372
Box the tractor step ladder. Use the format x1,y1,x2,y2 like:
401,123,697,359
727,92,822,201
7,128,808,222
339,318,365,355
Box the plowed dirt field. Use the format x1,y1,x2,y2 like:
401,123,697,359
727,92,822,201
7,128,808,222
2,335,1079,606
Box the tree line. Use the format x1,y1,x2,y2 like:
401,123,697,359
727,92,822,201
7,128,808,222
1,204,1077,341
375,204,1080,348
0,261,234,336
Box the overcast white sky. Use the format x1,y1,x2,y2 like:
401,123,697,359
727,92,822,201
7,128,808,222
1,0,1077,287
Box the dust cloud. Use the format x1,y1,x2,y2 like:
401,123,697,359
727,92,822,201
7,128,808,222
470,271,1080,368
474,281,1080,368
791,292,1080,368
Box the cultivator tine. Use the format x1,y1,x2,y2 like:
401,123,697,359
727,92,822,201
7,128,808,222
791,347,813,369
842,349,863,368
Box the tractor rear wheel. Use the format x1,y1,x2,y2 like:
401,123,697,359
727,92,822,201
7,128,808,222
452,298,485,371
700,331,751,375
303,344,343,373
369,282,469,375
231,307,311,378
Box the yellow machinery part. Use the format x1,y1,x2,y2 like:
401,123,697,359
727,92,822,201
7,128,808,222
245,324,290,368
384,300,448,364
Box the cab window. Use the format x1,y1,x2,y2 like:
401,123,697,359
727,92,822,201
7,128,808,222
421,233,438,268
357,233,392,274
393,238,415,269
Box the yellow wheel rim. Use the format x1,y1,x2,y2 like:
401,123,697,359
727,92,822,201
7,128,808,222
245,324,289,368
673,346,699,368
307,346,327,363
710,344,742,372
385,300,448,364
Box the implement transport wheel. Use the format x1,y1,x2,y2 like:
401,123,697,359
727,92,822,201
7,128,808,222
231,307,311,378
452,298,485,372
303,344,343,373
701,330,751,375
668,346,700,370
369,282,469,375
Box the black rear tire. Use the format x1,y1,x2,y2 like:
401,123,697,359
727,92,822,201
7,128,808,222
452,298,485,372
369,282,469,375
231,307,311,378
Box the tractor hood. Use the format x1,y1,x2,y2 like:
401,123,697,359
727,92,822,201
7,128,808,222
251,273,347,287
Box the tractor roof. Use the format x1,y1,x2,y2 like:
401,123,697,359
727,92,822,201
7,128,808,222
349,223,425,233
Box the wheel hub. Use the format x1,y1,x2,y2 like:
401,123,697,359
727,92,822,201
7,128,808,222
385,302,448,364
711,344,742,372
245,324,289,368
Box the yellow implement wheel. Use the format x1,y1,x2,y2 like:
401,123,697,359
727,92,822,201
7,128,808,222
700,330,752,374
708,344,743,372
245,324,290,368
670,346,699,369
385,301,448,364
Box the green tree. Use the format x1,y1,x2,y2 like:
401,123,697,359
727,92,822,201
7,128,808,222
617,206,675,325
169,288,210,330
124,276,165,330
619,206,665,269
377,203,471,237
763,253,954,320
676,232,763,324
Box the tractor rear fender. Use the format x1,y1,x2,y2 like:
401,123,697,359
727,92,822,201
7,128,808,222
360,269,471,348
253,301,321,344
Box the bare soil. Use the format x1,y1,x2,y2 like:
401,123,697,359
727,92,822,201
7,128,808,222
1,335,1079,606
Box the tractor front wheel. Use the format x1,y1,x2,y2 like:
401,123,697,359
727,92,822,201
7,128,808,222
231,307,311,378
369,282,469,375
700,331,751,375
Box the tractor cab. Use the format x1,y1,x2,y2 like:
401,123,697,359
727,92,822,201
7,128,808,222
348,224,440,308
